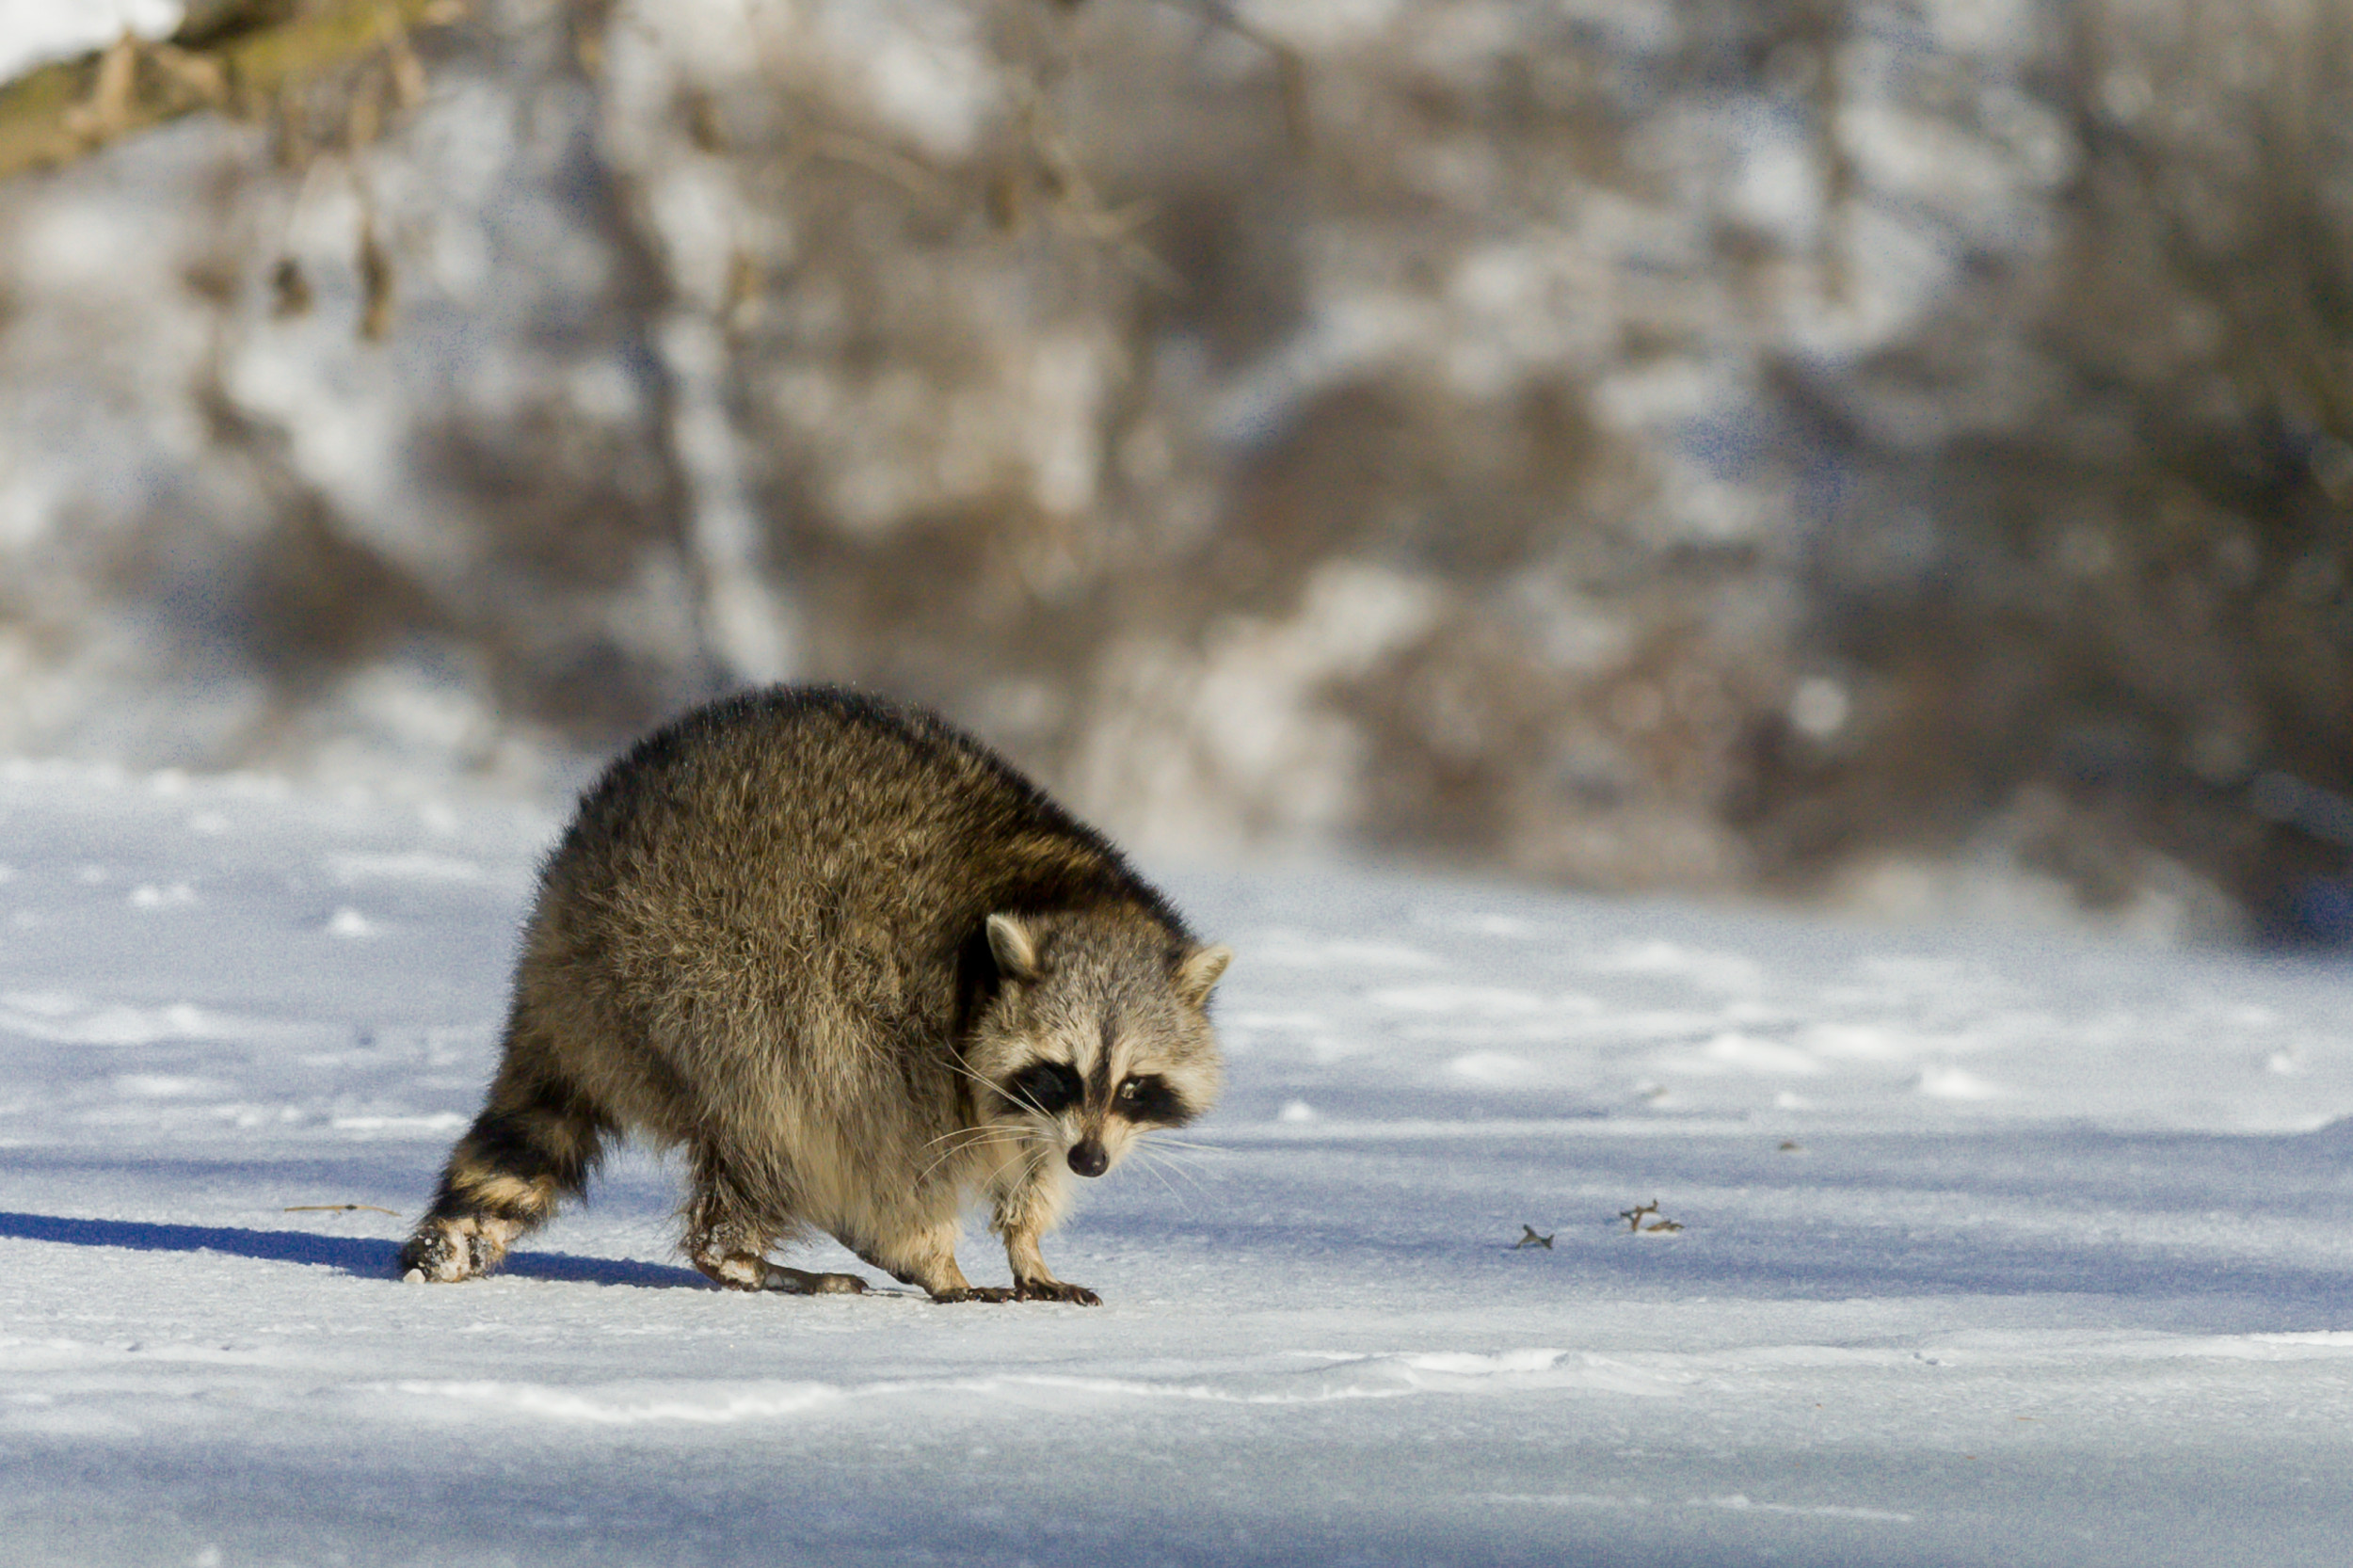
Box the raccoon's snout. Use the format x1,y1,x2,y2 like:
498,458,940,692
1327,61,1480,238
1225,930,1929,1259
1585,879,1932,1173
1067,1139,1109,1178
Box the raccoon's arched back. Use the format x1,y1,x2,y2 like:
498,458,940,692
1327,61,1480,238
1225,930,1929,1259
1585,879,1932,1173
551,684,1192,943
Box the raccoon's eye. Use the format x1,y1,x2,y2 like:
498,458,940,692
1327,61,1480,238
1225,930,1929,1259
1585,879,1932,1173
1113,1074,1187,1126
1000,1061,1083,1117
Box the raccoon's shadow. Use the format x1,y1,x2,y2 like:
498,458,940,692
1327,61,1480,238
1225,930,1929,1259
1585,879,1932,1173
0,1210,712,1288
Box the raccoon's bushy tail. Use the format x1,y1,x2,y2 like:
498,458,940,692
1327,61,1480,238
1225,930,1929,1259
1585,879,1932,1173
399,1058,612,1282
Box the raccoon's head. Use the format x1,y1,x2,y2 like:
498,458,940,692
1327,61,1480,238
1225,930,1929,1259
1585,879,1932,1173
965,908,1229,1178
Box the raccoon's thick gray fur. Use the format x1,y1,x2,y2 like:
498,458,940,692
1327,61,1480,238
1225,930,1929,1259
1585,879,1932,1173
399,685,1228,1304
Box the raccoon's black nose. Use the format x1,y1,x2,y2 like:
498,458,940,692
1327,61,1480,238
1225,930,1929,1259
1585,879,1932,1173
1067,1140,1109,1178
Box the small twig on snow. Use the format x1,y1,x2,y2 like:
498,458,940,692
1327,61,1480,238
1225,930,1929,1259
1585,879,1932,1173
1618,1200,1683,1235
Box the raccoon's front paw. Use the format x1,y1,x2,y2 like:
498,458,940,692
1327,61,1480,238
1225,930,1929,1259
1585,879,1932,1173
929,1286,1016,1304
1014,1277,1101,1305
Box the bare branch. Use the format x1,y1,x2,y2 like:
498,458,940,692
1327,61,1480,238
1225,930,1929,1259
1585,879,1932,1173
0,0,471,183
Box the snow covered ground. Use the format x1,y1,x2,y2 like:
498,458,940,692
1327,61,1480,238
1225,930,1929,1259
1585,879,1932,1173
3,757,2350,1567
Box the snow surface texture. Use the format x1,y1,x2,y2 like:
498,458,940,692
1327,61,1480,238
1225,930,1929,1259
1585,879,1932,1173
2,759,2350,1567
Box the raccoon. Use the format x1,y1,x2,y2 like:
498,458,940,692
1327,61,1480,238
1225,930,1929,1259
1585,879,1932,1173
399,685,1229,1304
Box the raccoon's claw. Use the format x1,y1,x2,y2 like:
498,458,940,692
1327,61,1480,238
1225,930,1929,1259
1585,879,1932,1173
1015,1278,1101,1305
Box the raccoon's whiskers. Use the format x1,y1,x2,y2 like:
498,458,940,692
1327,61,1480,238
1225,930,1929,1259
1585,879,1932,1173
917,1126,1019,1165
1130,1144,1211,1200
1137,1137,1212,1170
1124,1147,1195,1213
1136,1134,1221,1171
938,1057,1000,1097
920,1117,1016,1152
1137,1134,1222,1154
914,1126,1032,1186
941,1056,1058,1122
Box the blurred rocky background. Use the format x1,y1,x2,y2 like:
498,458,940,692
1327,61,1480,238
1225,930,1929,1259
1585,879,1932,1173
1,0,2348,944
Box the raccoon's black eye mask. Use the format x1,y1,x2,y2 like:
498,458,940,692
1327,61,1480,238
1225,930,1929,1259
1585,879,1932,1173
1114,1073,1190,1127
1000,1061,1083,1117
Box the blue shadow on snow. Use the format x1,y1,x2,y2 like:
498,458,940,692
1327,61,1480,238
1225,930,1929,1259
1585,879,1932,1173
0,1210,711,1288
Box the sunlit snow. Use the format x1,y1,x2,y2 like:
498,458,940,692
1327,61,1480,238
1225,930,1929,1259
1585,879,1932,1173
3,759,2350,1565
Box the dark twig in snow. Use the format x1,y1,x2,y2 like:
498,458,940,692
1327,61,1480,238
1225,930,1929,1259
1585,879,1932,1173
1618,1201,1683,1235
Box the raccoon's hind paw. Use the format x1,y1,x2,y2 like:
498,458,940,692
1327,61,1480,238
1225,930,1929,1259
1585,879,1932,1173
761,1265,868,1295
692,1249,871,1294
398,1218,504,1283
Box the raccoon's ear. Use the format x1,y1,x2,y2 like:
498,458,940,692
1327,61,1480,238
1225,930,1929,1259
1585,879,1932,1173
985,912,1045,984
1173,942,1232,1011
